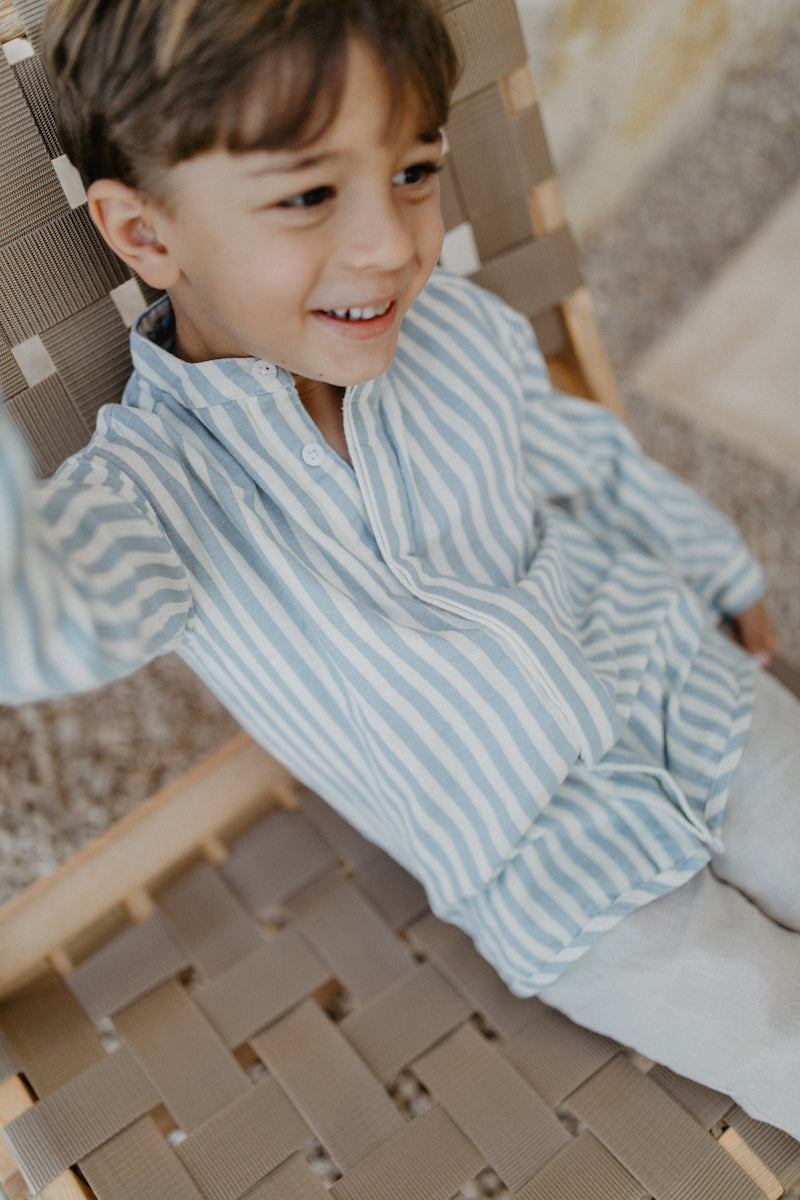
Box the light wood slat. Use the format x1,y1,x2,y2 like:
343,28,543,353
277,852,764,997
0,734,296,998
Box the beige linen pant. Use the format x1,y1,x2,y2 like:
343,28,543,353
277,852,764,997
539,669,800,1138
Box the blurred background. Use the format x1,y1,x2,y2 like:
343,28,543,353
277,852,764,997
1,0,799,900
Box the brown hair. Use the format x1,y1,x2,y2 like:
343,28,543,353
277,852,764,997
43,0,460,199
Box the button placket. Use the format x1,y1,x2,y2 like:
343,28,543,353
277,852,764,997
302,443,326,467
253,360,278,382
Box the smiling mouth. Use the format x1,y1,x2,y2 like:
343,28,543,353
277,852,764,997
320,300,393,322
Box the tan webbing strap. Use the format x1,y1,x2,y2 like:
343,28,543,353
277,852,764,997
9,52,60,158
512,104,557,190
0,207,129,342
407,913,538,1039
351,850,428,929
327,1104,485,1200
647,1064,733,1131
413,1021,571,1191
567,1056,766,1200
40,298,134,425
0,794,797,1198
64,914,189,1022
221,808,338,917
0,323,26,399
0,1030,19,1084
512,1130,650,1200
241,1153,329,1200
174,1077,310,1200
530,306,571,360
0,55,67,245
1,1046,159,1194
338,963,471,1084
470,195,534,261
80,1116,204,1200
10,0,47,47
470,225,584,320
445,84,553,220
156,862,264,979
442,0,528,104
113,980,251,1133
252,999,404,1173
193,932,331,1048
300,789,384,869
437,155,467,232
0,973,104,1096
285,872,414,1002
503,1000,619,1107
2,373,90,476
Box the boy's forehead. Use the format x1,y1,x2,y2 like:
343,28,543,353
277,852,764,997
233,35,440,161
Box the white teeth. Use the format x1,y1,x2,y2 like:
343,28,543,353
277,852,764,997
328,301,391,321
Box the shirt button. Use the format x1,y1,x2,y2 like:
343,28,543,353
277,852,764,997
254,360,278,381
302,442,326,467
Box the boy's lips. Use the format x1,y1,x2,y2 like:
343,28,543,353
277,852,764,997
313,299,398,339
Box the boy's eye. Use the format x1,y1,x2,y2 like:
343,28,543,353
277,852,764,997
279,185,335,209
393,161,441,187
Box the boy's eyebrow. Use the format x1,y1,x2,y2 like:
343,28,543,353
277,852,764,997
245,129,444,177
245,151,338,177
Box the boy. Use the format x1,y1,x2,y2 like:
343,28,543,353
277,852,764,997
1,0,798,1137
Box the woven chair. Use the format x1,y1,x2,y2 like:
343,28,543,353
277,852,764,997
1,2,799,1199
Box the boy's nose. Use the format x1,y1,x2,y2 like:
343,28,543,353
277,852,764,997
341,192,415,273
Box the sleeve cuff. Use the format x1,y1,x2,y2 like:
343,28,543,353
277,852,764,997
711,548,767,618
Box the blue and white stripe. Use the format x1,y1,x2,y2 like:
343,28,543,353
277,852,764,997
0,269,762,992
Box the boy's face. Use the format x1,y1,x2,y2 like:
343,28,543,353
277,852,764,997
144,38,446,388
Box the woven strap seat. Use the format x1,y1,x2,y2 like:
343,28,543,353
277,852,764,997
2,780,799,1200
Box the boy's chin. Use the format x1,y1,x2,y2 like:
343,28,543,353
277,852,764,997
321,362,394,390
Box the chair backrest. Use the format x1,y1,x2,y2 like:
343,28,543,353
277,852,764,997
0,0,622,479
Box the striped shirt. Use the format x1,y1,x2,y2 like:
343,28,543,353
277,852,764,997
0,269,763,992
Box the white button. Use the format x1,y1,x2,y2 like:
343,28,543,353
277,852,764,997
253,360,278,381
302,442,326,467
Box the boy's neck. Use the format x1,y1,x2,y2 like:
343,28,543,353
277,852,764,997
295,377,350,464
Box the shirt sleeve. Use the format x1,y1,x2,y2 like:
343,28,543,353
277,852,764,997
0,416,193,704
500,306,766,619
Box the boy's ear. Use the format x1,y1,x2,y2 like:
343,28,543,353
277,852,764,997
87,179,180,290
